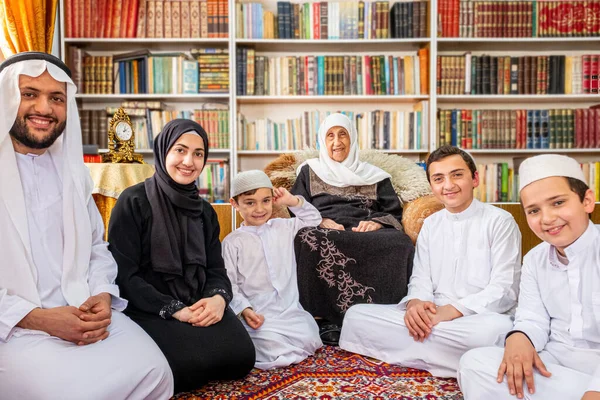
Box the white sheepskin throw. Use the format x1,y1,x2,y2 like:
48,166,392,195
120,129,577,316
267,149,431,205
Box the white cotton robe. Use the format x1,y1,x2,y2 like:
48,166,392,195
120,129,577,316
0,152,173,400
459,221,600,400
340,199,522,378
223,197,323,370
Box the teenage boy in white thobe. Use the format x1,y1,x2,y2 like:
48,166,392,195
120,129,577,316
339,145,522,378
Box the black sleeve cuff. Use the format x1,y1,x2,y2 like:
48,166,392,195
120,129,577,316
206,288,232,307
505,330,534,347
159,300,186,319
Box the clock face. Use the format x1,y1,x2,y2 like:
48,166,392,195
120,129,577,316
115,121,133,141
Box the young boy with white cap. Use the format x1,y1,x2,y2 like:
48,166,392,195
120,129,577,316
222,170,323,369
458,154,600,400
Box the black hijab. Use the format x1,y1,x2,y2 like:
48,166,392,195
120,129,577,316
145,119,210,304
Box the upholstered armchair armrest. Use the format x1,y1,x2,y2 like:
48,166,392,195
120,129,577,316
401,194,444,245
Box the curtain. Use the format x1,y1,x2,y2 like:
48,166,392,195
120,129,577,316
0,0,58,57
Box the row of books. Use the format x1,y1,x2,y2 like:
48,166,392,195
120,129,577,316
192,48,230,94
236,0,427,39
437,54,600,95
197,159,230,202
65,0,229,39
79,103,230,150
236,49,429,96
437,107,600,150
81,110,110,148
114,107,230,150
474,162,518,203
238,103,428,151
474,160,600,203
83,154,103,163
70,48,229,95
438,0,600,38
582,162,600,202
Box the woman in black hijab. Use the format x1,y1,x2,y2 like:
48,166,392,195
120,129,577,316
108,119,255,393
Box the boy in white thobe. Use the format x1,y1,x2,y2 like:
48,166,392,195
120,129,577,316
0,52,173,399
340,145,521,378
459,154,600,400
224,170,323,370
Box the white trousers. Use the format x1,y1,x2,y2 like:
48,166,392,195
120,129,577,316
339,304,513,378
459,343,600,400
246,306,322,370
0,311,174,400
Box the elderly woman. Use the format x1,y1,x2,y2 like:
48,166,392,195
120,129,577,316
108,119,255,392
291,113,415,344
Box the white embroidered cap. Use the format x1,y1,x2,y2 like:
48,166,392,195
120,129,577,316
518,154,586,192
231,170,274,198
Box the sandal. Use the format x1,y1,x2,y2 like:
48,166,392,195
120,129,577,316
319,323,341,346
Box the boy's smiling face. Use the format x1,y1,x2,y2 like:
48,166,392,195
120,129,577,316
521,176,595,255
428,154,479,214
231,187,273,227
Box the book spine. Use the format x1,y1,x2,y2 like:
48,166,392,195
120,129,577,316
595,108,600,149
591,54,599,94
136,0,147,37
200,0,208,38
146,1,156,38
583,109,590,148
127,0,139,37
163,0,172,38
119,0,130,37
190,1,200,38
181,0,191,37
155,0,164,38
583,54,592,94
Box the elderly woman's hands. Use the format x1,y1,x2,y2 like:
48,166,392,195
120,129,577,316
319,218,345,230
352,221,383,232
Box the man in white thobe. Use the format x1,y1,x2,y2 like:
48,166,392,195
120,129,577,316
459,154,600,400
340,146,521,378
0,52,173,399
223,170,323,370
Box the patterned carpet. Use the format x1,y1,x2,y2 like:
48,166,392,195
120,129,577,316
173,346,464,399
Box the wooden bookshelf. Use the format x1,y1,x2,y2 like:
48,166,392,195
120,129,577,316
237,95,429,104
58,0,600,204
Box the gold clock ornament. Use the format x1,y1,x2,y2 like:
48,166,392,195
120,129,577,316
102,107,145,164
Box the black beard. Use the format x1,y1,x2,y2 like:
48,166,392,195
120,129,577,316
9,114,66,150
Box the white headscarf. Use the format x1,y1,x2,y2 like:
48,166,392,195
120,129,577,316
297,113,391,188
0,54,94,308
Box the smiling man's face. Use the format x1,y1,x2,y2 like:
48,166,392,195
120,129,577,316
10,70,67,153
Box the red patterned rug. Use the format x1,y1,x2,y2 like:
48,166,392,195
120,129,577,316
173,346,464,399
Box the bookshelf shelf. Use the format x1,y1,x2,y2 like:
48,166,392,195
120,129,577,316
437,37,600,43
437,95,600,104
237,95,429,104
466,149,600,154
97,148,231,154
66,38,230,43
235,38,430,52
98,148,155,154
237,149,428,156
237,150,288,155
65,38,230,51
60,0,600,205
76,94,231,103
